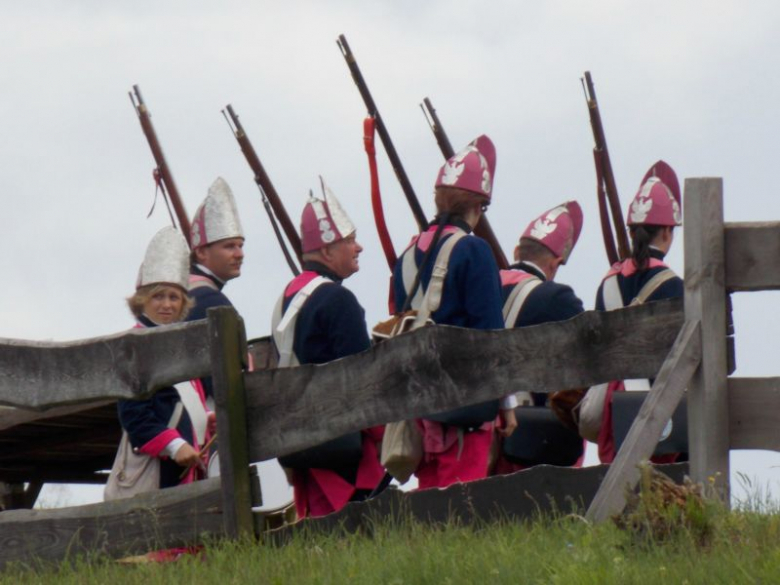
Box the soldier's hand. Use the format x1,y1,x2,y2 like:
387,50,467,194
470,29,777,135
173,443,205,471
497,408,518,438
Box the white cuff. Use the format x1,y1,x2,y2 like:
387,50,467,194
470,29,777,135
501,395,518,410
161,437,187,459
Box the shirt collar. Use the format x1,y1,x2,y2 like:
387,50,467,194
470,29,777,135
511,261,547,281
649,246,667,260
428,215,473,234
302,261,343,284
191,263,225,289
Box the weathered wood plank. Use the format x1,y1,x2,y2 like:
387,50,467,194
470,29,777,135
725,221,780,292
586,320,701,523
729,377,780,451
0,464,109,484
245,298,684,461
0,477,223,568
0,401,115,432
0,320,210,410
684,178,730,500
209,308,254,538
267,463,689,542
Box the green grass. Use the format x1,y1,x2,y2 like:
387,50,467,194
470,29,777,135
4,505,780,584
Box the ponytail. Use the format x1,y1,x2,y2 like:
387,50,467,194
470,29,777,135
630,225,663,271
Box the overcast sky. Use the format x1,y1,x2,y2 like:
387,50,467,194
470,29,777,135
3,1,780,507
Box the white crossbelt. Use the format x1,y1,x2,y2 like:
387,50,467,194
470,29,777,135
272,276,332,368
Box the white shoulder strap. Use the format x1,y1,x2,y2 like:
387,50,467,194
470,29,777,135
602,274,624,310
272,276,331,368
630,269,676,306
413,230,467,328
174,381,208,447
502,277,543,328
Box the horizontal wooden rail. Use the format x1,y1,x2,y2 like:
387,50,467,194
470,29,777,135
267,463,689,541
0,477,223,568
245,298,684,461
729,377,780,451
725,221,780,292
0,320,210,409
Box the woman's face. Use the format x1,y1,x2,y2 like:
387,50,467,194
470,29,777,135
143,285,185,325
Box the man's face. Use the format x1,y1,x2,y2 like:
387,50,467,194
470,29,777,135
323,234,362,279
195,237,245,281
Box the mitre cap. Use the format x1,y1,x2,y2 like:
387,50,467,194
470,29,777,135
627,160,682,227
136,226,190,290
521,200,583,263
435,134,497,200
190,177,245,248
300,177,356,253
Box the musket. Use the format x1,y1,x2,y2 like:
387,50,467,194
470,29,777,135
582,72,631,263
421,97,509,270
222,104,302,275
337,34,428,232
129,85,192,247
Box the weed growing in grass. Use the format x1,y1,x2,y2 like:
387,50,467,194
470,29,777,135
613,464,722,548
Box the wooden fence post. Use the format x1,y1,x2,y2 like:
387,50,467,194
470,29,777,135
208,307,254,538
586,320,701,522
684,177,730,501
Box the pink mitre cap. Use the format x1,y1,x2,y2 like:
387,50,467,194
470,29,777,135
300,177,356,253
521,200,583,264
627,160,682,227
190,177,245,248
435,135,497,200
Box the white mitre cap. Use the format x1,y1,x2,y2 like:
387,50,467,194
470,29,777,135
190,177,245,248
137,226,190,290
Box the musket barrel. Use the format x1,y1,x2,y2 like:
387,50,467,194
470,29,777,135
583,71,630,261
130,85,192,246
224,105,303,265
337,34,428,232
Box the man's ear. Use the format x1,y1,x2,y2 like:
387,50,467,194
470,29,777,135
193,245,208,265
513,245,520,263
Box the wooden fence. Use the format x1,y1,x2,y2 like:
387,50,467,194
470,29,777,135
0,177,773,566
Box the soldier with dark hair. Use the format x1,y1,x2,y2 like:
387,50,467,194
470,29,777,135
590,161,684,463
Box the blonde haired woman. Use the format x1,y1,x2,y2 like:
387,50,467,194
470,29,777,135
108,227,213,498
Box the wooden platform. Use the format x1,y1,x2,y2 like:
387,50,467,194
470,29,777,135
0,402,120,484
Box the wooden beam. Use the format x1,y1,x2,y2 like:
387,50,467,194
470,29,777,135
209,308,254,539
244,298,684,461
586,320,701,523
0,320,210,410
0,425,119,463
0,477,223,568
267,463,689,541
729,377,780,451
0,459,113,484
0,401,115,432
725,222,780,292
684,178,730,500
